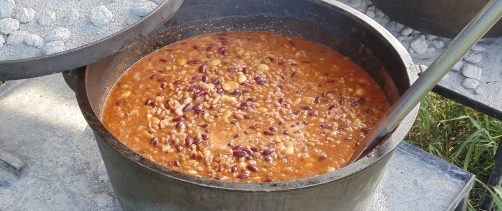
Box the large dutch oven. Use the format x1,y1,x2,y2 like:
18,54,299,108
372,0,502,38
68,0,419,210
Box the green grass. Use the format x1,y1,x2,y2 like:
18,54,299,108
407,92,502,210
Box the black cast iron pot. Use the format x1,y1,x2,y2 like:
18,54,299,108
372,0,502,38
71,0,419,210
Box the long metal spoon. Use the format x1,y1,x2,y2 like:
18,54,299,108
350,0,502,162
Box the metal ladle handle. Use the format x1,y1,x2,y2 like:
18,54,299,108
351,0,502,161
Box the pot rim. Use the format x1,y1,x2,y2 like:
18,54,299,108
75,0,419,192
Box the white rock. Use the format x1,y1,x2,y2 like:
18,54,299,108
15,8,36,23
475,87,484,95
463,52,483,64
349,0,363,8
432,40,445,49
375,8,385,17
45,27,71,42
37,10,56,26
150,0,165,4
43,41,65,55
425,34,438,41
0,18,19,35
126,13,142,25
426,46,436,53
462,78,480,89
0,0,15,18
462,64,482,80
395,22,405,31
6,30,28,45
130,1,158,17
410,35,428,54
452,61,464,72
400,28,414,36
24,33,44,48
61,9,80,26
0,35,4,49
90,5,114,27
471,44,486,52
365,6,376,18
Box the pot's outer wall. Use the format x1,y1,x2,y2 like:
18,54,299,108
74,0,419,210
95,133,393,211
372,0,502,38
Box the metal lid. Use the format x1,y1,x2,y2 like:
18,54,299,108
0,0,184,80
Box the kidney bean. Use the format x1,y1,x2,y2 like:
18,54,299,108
238,174,249,179
218,47,228,56
315,96,322,104
199,64,208,73
183,103,194,112
263,148,274,156
159,58,168,63
202,75,209,83
233,150,247,158
187,60,199,65
201,134,209,140
176,121,184,129
320,124,332,129
242,67,249,74
193,138,203,145
174,80,182,85
145,99,154,106
247,165,259,172
150,137,160,147
212,77,222,85
185,137,193,147
254,76,267,85
231,166,238,173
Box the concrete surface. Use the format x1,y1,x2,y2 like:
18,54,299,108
0,74,474,210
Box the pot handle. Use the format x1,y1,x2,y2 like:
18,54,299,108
62,66,86,92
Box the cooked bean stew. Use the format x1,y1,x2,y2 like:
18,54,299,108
102,32,389,182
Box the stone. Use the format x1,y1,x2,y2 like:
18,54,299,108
410,35,428,54
375,8,385,17
462,64,482,80
400,28,414,36
24,33,44,48
37,10,56,26
125,13,142,25
15,7,36,23
43,41,65,55
6,30,28,46
471,44,486,52
365,6,376,18
426,47,436,53
425,34,438,40
432,40,445,49
0,0,15,18
475,87,484,95
130,1,158,17
452,61,464,72
463,52,483,64
90,5,114,27
61,9,80,26
150,0,165,4
0,18,19,35
0,35,4,49
462,78,480,89
45,27,71,42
